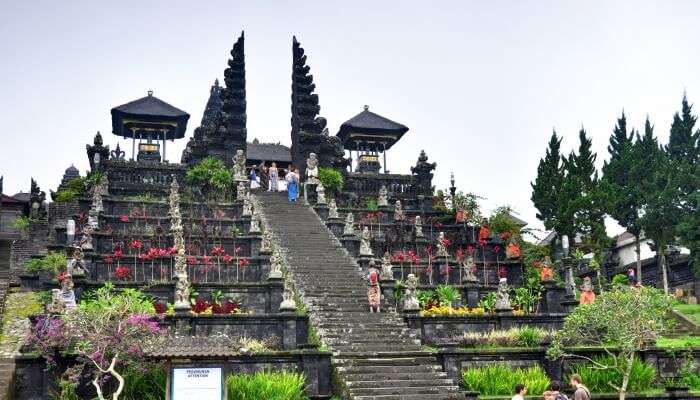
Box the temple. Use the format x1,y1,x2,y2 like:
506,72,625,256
1,30,697,400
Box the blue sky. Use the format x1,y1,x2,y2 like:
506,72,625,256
2,0,700,236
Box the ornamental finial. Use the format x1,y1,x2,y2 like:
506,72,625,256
147,90,153,96
364,105,369,111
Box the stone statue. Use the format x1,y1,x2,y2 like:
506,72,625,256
380,251,394,280
343,213,355,236
261,230,273,253
68,246,87,277
237,182,248,200
60,275,77,309
47,289,65,314
393,200,404,222
328,199,339,219
249,210,262,234
403,274,420,311
436,232,448,257
539,256,554,282
66,219,76,245
242,198,252,217
174,274,191,309
232,149,247,181
495,278,512,311
378,185,389,207
360,226,373,256
462,255,478,283
367,261,381,313
269,249,284,279
316,184,326,205
79,223,94,250
169,178,191,311
279,284,296,312
306,153,319,184
414,215,424,238
579,276,596,305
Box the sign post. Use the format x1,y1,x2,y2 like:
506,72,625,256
170,366,225,400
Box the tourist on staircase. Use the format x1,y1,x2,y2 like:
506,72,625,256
286,165,299,202
259,161,269,191
269,162,279,192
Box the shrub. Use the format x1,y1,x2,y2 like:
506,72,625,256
454,328,552,348
121,366,167,400
516,327,545,347
611,274,629,286
568,355,656,393
12,216,30,233
26,251,68,276
226,370,306,400
461,364,550,395
435,285,461,307
478,292,497,313
318,167,344,194
186,156,234,200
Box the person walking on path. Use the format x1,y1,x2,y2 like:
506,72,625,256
259,161,269,191
286,165,299,202
570,374,591,400
249,165,258,190
269,162,279,192
512,384,527,400
549,381,569,400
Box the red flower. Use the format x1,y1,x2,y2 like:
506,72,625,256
113,247,124,259
238,258,250,268
467,245,475,255
138,253,151,261
167,246,178,256
493,245,501,254
157,248,169,257
115,266,131,280
129,240,143,250
478,239,488,248
202,255,213,266
119,215,129,222
186,256,199,266
393,251,406,262
234,246,242,255
440,238,451,247
498,266,508,279
147,247,160,258
223,254,234,264
211,247,226,257
153,302,167,314
456,248,465,261
223,299,241,314
192,298,210,314
57,271,68,283
104,256,114,265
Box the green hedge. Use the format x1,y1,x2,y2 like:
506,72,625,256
568,355,656,393
461,364,549,396
227,370,307,400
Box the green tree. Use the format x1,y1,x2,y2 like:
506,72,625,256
547,286,673,400
602,112,644,279
531,131,567,234
667,94,699,165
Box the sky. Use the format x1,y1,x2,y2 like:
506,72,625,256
2,0,700,237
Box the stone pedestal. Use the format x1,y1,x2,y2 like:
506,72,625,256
560,294,579,313
313,204,329,220
415,236,429,254
341,235,360,257
380,279,396,311
495,307,513,317
463,283,480,308
357,255,373,272
325,218,344,237
542,280,566,313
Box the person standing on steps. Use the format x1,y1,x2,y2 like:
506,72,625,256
269,162,279,192
286,165,299,202
249,164,259,190
259,161,269,191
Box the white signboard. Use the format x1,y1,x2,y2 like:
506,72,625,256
171,367,223,400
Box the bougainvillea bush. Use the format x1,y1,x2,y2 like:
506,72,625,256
28,283,162,400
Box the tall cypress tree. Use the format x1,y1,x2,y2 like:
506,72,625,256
667,94,699,164
602,112,643,278
531,131,565,232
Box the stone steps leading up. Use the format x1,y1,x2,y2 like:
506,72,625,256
256,192,464,400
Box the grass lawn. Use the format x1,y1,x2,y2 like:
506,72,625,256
656,335,700,349
674,303,700,325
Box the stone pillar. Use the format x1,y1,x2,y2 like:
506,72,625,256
313,204,329,220
463,283,480,308
542,280,566,314
341,235,360,257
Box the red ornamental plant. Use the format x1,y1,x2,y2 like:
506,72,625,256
202,255,213,283
104,256,114,281
238,258,250,282
153,302,167,315
425,245,435,285
211,247,225,283
223,254,233,282
393,251,406,280
407,250,417,276
498,265,508,279
115,266,131,280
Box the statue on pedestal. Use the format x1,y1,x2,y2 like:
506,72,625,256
436,232,448,257
250,210,261,234
59,274,76,309
237,182,248,200
242,198,252,217
232,150,247,181
328,199,339,219
393,200,404,222
462,255,478,283
269,249,284,279
378,185,389,207
495,278,512,311
261,230,273,253
367,261,381,313
360,226,373,256
279,284,296,311
79,223,94,250
380,251,394,280
403,274,420,311
579,276,596,304
174,273,191,310
68,246,87,277
343,213,355,236
316,184,326,205
414,215,424,238
306,153,319,184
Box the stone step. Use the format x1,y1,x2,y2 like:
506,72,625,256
347,379,456,389
353,393,465,400
342,371,448,382
338,365,445,375
348,385,463,397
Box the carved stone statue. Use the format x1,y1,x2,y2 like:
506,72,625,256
403,274,420,311
68,246,87,277
261,230,273,253
393,200,404,222
169,178,191,312
232,149,247,181
360,226,373,256
328,199,339,219
462,255,478,283
279,284,296,312
59,274,77,309
237,182,248,200
79,223,94,250
343,213,355,236
249,210,261,234
242,198,252,217
495,278,512,311
306,153,319,184
367,261,381,313
378,185,389,207
380,251,394,280
580,276,596,305
414,215,424,238
539,256,554,282
269,249,284,279
316,184,326,205
436,231,448,257
47,289,65,314
174,274,191,310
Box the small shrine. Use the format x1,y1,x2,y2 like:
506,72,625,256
111,91,190,162
337,105,409,173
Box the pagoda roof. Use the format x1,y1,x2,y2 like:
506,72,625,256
337,106,409,151
247,140,292,163
111,91,190,140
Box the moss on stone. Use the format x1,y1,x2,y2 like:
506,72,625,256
0,291,43,354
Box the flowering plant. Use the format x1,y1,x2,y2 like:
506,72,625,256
115,266,131,280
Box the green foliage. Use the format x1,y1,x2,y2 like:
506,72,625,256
416,289,437,309
226,370,307,400
488,206,521,236
12,216,30,233
461,364,550,396
511,287,541,314
656,335,700,349
435,285,461,307
568,355,656,393
478,292,497,313
365,198,378,211
611,274,629,287
120,366,167,400
54,173,103,203
53,188,81,203
0,291,43,352
673,303,700,325
186,156,234,200
531,131,565,233
26,251,68,276
516,327,545,347
77,283,155,315
318,167,344,194
446,191,483,224
53,379,79,400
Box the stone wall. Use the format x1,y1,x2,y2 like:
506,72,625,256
9,221,48,285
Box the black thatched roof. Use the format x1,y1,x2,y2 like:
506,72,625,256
337,106,409,151
247,140,292,163
111,92,190,140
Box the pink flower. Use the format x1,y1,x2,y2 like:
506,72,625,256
186,256,199,266
238,258,250,268
119,215,129,222
223,254,234,264
211,247,226,257
129,240,143,250
202,255,213,266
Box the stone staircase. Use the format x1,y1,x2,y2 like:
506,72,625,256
256,192,464,400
